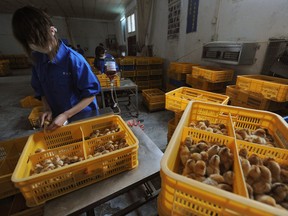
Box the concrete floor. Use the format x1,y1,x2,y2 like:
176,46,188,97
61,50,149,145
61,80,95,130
0,68,174,215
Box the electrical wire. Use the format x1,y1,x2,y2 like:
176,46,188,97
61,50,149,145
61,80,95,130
110,80,121,115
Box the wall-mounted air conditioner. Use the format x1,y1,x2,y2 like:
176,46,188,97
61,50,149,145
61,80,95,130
202,41,258,65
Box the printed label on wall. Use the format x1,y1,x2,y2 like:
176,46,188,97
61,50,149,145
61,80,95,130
186,0,199,33
168,0,181,40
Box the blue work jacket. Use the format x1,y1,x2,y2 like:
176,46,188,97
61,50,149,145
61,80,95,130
31,41,101,117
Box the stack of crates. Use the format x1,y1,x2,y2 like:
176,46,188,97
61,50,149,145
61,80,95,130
187,65,234,92
148,57,163,89
142,88,165,112
0,55,30,70
226,75,288,111
167,62,196,91
118,56,164,90
158,100,288,216
165,87,230,142
119,57,136,80
96,74,120,88
135,57,150,90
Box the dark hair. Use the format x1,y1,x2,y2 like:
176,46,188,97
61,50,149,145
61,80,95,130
95,46,105,58
12,6,58,59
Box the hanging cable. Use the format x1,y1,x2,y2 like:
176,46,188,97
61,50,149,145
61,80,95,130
110,80,121,115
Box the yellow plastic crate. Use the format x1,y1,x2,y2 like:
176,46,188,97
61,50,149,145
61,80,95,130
226,85,288,111
85,57,94,67
142,97,165,112
20,96,42,108
136,70,150,77
28,106,43,129
175,63,196,74
97,74,120,87
149,80,162,88
119,57,135,65
159,101,288,216
142,88,165,103
188,101,288,148
121,70,135,78
236,75,288,102
148,57,163,65
0,136,28,199
12,115,138,207
135,57,149,65
187,74,226,91
192,66,234,83
165,87,229,112
149,69,163,76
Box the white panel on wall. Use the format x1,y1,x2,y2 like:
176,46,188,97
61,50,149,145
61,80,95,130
140,0,288,77
0,14,24,55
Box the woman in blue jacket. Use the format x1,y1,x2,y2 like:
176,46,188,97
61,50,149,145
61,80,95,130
94,45,119,73
12,6,101,131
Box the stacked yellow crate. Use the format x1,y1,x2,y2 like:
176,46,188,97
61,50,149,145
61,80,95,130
142,88,165,112
226,75,288,111
159,100,288,216
148,57,163,89
165,86,230,142
118,57,136,80
118,56,163,90
0,54,30,69
187,66,234,92
167,62,196,91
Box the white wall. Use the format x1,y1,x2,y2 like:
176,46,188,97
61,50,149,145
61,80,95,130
146,0,288,77
0,14,24,55
0,14,116,57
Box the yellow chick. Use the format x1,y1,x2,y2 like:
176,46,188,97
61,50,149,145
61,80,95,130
263,158,281,183
206,154,220,176
270,182,288,203
207,144,220,158
179,144,190,165
240,158,251,178
223,171,234,185
182,159,196,176
255,195,277,207
194,160,206,176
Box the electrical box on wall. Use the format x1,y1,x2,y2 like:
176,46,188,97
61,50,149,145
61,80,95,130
202,41,258,65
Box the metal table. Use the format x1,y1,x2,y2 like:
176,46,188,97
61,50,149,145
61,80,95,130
101,79,139,118
43,126,163,216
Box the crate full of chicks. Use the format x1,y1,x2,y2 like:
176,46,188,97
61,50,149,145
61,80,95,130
12,115,139,207
158,101,288,216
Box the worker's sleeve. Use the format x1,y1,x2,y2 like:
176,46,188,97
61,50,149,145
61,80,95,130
72,57,101,99
31,66,44,100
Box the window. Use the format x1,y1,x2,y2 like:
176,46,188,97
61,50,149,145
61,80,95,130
127,13,135,33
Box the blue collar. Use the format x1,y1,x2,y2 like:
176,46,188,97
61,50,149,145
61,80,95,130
33,40,68,65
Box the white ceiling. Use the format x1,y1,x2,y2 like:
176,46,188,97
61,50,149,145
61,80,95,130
0,0,133,20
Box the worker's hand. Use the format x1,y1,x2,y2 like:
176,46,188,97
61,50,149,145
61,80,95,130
46,113,68,131
40,111,53,127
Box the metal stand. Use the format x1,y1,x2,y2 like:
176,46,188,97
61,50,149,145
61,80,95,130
101,79,139,118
